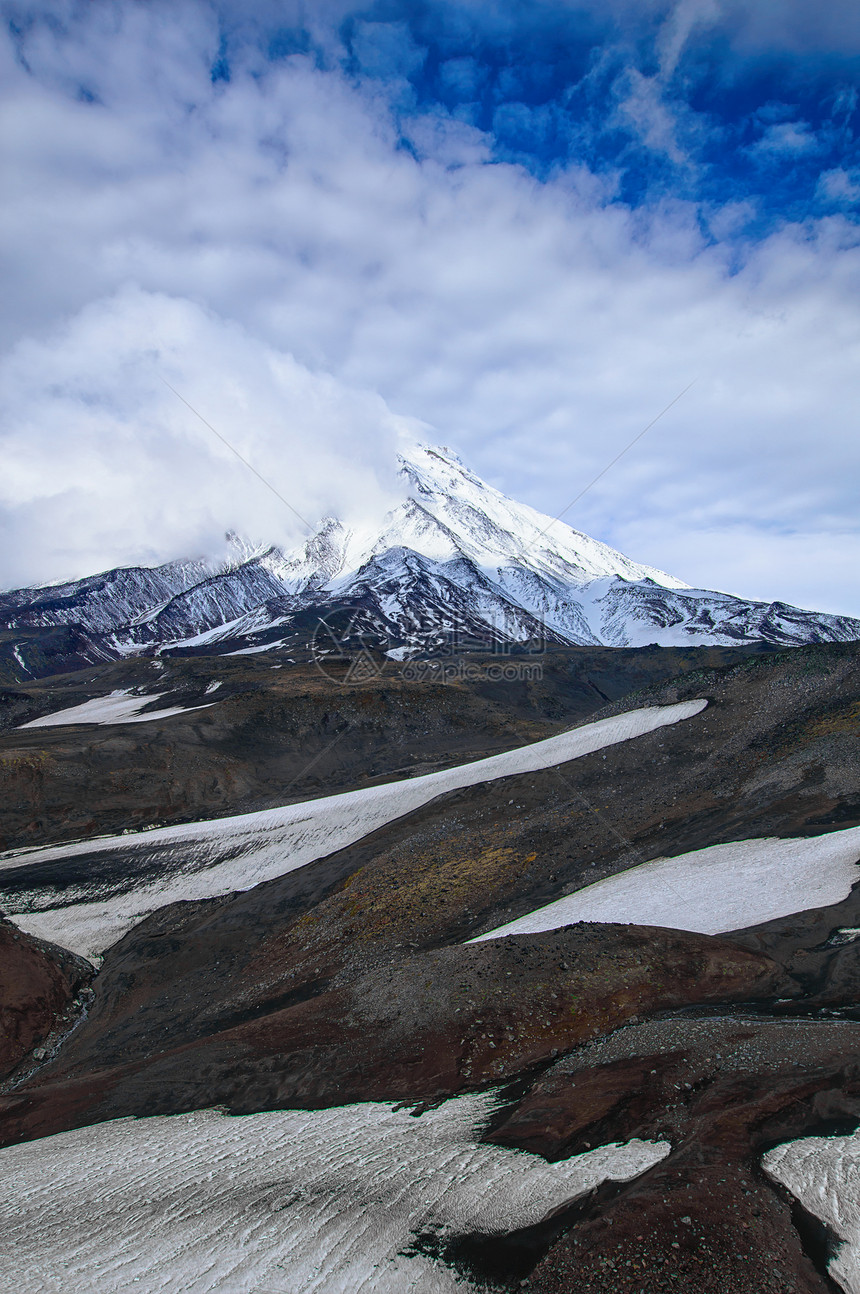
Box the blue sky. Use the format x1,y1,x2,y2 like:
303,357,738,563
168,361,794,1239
219,0,860,226
1,0,859,612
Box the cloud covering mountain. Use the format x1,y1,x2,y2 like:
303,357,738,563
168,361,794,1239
2,443,856,683
1,1,859,611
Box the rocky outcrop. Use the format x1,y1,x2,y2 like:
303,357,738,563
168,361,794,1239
0,917,92,1081
0,922,791,1146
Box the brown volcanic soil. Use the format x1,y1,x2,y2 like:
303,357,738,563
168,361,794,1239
527,1150,833,1293
489,1014,860,1292
0,924,791,1144
0,643,768,851
4,641,860,1289
0,917,91,1081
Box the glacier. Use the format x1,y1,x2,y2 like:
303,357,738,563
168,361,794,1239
471,828,860,943
0,1094,668,1294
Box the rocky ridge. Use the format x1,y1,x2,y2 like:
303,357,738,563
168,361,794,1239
2,445,858,684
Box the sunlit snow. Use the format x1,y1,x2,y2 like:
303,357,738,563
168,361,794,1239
341,444,688,591
18,689,216,728
0,1092,669,1294
471,828,860,942
764,1133,860,1294
1,701,706,961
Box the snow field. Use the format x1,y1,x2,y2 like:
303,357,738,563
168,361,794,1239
763,1133,860,1294
0,1093,669,1294
18,689,215,728
3,700,706,961
471,827,860,942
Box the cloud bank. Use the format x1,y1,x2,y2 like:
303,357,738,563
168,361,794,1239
0,288,411,583
1,1,859,612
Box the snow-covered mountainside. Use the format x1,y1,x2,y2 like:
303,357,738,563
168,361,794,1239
2,444,858,677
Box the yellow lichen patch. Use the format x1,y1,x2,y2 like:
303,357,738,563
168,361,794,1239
767,699,860,755
0,751,50,771
324,834,536,942
803,700,860,739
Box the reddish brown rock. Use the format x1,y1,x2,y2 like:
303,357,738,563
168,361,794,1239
0,917,91,1080
528,1150,832,1294
488,1015,860,1292
0,924,791,1147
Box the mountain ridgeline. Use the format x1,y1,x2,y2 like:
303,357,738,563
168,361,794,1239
2,444,858,682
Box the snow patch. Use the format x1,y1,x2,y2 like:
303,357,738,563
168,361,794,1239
18,690,216,729
226,640,287,655
12,645,31,677
471,828,860,942
1,700,706,961
385,645,413,660
0,1092,669,1294
763,1133,860,1293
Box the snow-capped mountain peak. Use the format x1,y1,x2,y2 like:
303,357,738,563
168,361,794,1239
1,442,858,680
334,443,688,593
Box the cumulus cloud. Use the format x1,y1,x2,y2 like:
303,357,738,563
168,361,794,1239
749,120,822,157
0,288,410,585
1,1,859,617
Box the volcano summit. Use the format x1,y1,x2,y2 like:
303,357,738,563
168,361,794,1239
2,444,857,684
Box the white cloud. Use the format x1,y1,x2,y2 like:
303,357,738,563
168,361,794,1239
1,4,859,615
601,0,860,57
817,167,860,204
656,0,722,79
0,288,409,585
749,119,821,157
614,68,689,163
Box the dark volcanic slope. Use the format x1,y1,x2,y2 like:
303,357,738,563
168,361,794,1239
0,917,91,1082
3,642,860,1291
0,643,767,851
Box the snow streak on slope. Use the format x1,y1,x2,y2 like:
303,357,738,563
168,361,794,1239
18,690,216,728
764,1134,860,1294
0,1093,669,1294
0,701,706,961
0,557,214,634
471,829,860,943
